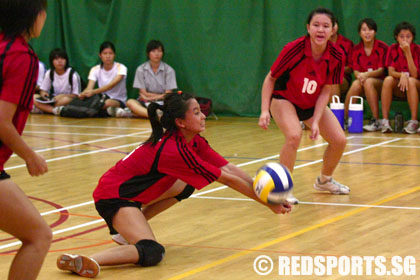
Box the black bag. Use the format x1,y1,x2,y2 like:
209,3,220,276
196,97,213,117
60,94,106,118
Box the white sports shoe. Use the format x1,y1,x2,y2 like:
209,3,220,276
57,253,100,278
313,177,350,195
111,233,129,245
52,106,63,116
106,107,117,117
31,106,43,114
381,119,393,133
363,118,382,132
402,120,419,134
116,107,133,118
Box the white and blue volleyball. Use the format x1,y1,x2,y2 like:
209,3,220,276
253,162,293,204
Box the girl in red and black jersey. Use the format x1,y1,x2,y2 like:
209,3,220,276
345,18,388,132
0,1,51,279
259,7,349,205
57,92,291,278
381,22,420,134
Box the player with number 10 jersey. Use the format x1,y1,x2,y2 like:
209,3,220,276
258,7,349,205
270,35,345,109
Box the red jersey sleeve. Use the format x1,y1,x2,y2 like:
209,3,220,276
413,44,420,75
270,37,305,78
377,40,389,68
386,44,398,68
0,50,37,108
159,139,222,190
326,43,345,85
193,135,228,168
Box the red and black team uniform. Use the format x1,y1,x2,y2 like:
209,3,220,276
385,43,420,74
349,39,388,78
93,130,228,233
0,33,39,178
333,34,354,82
270,35,344,120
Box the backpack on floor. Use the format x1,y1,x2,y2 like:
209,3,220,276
196,97,213,117
60,94,106,118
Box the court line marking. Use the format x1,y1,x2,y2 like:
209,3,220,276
167,185,420,280
26,123,150,130
192,196,420,210
0,220,105,250
5,142,141,171
24,131,149,137
352,135,420,140
0,136,404,249
7,137,401,216
11,130,151,159
193,138,400,197
5,132,334,171
347,143,420,149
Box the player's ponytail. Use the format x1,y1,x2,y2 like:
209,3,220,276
145,91,193,145
147,102,164,145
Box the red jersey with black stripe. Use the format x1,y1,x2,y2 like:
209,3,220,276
0,33,39,170
349,39,388,74
333,34,354,67
385,43,420,74
270,35,345,109
93,130,228,204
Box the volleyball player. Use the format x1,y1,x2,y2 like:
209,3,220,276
0,1,52,279
56,92,292,278
258,7,350,204
345,18,388,132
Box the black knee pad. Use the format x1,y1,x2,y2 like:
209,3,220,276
175,184,195,202
134,239,165,266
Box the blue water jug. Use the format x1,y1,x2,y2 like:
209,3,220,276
348,96,363,133
330,95,344,129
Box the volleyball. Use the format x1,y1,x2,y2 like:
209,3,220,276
253,162,293,204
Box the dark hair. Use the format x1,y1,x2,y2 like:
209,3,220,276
394,22,416,41
306,7,335,26
0,0,47,38
99,41,116,67
49,48,70,72
146,92,194,145
358,18,377,33
100,41,116,54
146,40,165,59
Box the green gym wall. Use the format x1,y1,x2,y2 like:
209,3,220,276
31,0,420,116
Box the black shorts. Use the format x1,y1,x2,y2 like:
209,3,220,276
0,170,11,180
104,95,126,109
137,99,164,109
95,198,142,235
272,95,315,121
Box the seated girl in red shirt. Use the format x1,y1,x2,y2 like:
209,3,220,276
381,22,420,134
345,18,388,132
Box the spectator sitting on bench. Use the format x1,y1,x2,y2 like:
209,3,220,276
381,22,420,134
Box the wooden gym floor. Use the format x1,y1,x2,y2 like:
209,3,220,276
0,114,419,279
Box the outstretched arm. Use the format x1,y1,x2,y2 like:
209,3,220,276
217,170,291,214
